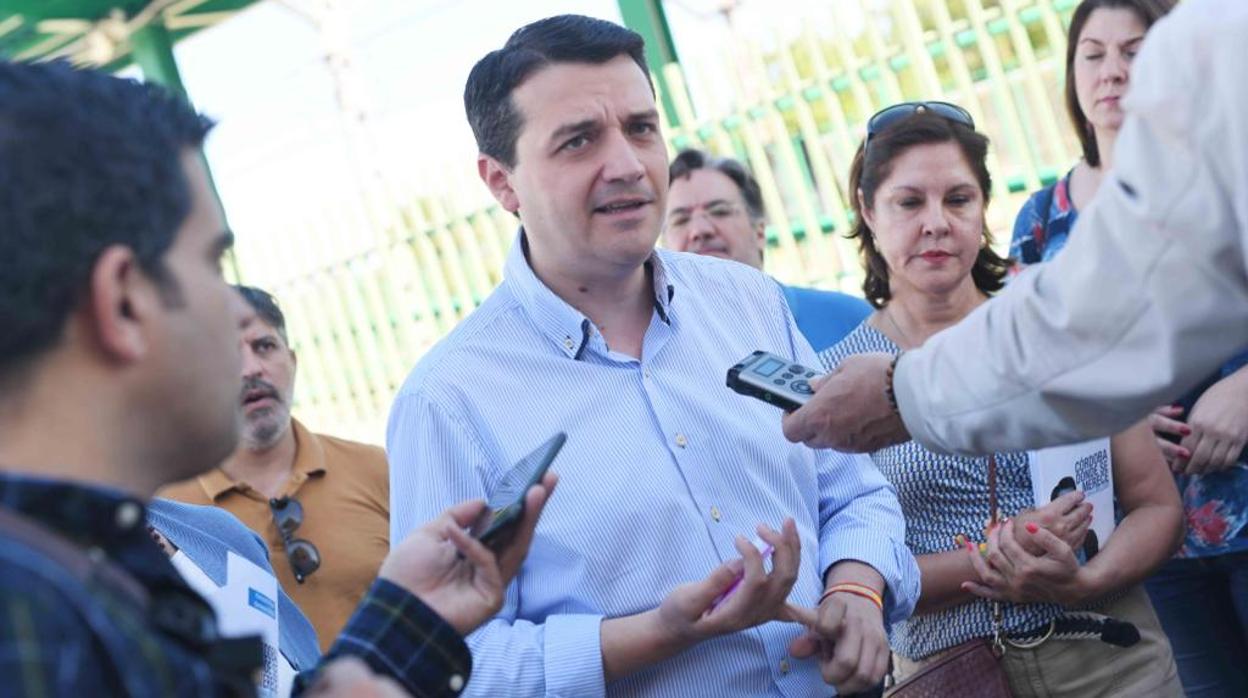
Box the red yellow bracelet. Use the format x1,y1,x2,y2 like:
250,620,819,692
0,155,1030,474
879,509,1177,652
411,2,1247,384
819,582,884,611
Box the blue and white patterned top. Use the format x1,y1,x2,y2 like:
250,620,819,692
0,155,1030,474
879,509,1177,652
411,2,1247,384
820,322,1065,660
387,232,920,697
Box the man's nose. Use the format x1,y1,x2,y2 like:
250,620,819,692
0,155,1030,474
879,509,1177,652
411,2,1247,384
600,129,645,184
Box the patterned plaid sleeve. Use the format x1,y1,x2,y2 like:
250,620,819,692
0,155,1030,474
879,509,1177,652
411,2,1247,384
294,579,473,697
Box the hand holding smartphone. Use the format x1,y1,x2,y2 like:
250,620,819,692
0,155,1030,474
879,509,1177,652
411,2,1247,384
470,432,566,553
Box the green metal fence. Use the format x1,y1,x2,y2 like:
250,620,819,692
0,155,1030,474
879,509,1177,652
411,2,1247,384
241,0,1083,443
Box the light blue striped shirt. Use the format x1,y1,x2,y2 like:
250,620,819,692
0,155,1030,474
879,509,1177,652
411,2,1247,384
388,233,919,697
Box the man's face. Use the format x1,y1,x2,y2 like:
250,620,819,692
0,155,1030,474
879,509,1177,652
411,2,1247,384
488,55,669,281
238,313,296,450
144,151,248,482
664,168,766,269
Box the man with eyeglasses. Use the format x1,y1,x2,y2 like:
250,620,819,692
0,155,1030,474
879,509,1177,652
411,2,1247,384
162,286,390,651
664,149,871,351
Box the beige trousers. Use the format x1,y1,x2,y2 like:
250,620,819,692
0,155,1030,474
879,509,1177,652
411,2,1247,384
890,586,1183,697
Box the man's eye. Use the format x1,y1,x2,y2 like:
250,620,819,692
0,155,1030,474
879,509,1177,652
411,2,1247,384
670,216,690,227
630,122,657,136
562,135,590,152
947,196,970,206
899,199,922,208
1083,53,1103,61
709,207,733,218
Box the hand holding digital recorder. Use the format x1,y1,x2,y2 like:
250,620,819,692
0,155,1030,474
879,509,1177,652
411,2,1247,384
726,350,822,411
470,432,567,553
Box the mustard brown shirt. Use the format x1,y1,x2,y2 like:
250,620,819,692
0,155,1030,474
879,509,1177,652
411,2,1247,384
160,418,389,652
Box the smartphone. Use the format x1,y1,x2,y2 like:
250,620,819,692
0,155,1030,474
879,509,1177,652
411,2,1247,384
726,350,821,411
471,432,566,553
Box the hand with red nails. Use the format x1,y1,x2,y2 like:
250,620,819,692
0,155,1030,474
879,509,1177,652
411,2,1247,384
1010,491,1093,556
1156,368,1248,475
961,517,1089,606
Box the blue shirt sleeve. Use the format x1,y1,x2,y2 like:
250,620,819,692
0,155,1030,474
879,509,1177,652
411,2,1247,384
387,390,606,698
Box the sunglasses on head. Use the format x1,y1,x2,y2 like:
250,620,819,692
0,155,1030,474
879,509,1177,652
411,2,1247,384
269,496,320,584
864,101,975,153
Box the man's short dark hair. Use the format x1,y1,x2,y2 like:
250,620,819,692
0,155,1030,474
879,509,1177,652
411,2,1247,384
464,14,650,168
668,149,767,222
0,60,214,378
235,285,287,343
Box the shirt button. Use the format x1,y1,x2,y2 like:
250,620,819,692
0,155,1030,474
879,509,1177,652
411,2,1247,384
643,367,651,378
779,659,790,674
563,337,575,351
710,506,721,522
449,674,465,692
115,502,142,531
674,433,688,448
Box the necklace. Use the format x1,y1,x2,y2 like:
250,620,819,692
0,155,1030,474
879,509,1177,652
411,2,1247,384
882,306,917,349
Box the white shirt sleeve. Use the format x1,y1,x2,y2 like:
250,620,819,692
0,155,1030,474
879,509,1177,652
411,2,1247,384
893,0,1248,455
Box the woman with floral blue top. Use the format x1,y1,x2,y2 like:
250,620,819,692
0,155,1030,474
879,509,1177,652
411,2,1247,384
1011,1,1248,695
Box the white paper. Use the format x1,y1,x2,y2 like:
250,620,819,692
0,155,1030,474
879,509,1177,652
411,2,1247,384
1027,438,1115,560
171,550,295,697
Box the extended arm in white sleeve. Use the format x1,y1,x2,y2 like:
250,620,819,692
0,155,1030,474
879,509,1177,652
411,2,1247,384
893,0,1248,455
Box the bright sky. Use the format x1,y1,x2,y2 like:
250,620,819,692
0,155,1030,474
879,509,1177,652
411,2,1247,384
165,0,864,246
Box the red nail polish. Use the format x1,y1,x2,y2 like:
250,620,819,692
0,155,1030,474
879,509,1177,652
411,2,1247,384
1180,426,1192,436
1026,522,1039,534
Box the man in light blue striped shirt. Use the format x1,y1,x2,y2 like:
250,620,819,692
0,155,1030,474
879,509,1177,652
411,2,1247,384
388,15,919,697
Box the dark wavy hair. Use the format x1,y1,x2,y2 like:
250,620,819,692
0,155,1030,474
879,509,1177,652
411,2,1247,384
848,111,1009,308
1065,0,1176,167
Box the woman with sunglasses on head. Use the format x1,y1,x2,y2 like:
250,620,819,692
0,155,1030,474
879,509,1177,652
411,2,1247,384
1011,3,1248,694
820,103,1183,695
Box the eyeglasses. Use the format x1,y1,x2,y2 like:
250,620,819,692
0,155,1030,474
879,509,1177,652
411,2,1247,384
864,101,975,153
667,201,745,230
269,496,320,583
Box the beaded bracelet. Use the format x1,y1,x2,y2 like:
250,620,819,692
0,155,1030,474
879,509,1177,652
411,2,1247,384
819,582,884,611
884,352,904,416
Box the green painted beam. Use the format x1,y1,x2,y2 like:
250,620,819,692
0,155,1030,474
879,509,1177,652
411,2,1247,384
616,0,685,126
129,18,241,280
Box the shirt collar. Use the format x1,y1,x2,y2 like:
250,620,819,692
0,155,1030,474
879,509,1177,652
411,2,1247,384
503,229,676,360
195,418,327,501
0,472,152,556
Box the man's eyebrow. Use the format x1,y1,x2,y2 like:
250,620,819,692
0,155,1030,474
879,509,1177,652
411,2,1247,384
549,119,598,146
626,109,660,123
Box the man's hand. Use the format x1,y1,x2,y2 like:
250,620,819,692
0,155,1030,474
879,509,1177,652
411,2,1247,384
379,473,557,636
655,519,803,643
1012,491,1092,556
786,563,889,694
305,657,411,697
1177,370,1248,474
782,353,908,453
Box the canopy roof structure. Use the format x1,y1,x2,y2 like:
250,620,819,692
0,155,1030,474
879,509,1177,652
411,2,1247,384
0,1,258,76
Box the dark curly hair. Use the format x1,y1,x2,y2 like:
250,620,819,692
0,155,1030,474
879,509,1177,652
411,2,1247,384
0,60,214,377
848,111,1010,308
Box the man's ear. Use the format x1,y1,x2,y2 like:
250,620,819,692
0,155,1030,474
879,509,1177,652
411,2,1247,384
478,154,520,214
85,245,159,364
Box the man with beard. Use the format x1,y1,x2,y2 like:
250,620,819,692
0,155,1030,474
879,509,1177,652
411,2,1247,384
162,285,389,650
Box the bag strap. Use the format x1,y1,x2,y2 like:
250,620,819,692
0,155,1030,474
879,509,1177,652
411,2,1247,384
986,454,1008,656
